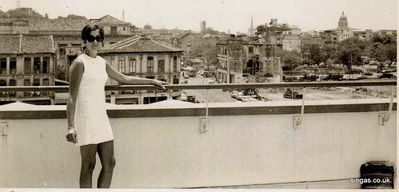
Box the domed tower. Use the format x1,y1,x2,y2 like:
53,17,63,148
338,11,348,29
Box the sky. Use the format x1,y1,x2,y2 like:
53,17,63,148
0,0,397,33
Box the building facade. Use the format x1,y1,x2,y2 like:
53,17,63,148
99,35,183,104
0,34,56,104
217,35,281,83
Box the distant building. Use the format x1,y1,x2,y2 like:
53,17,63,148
336,12,354,41
375,29,397,37
171,31,202,60
323,11,355,43
90,15,134,36
0,34,56,105
99,35,183,104
0,19,29,34
200,20,206,33
217,34,281,83
282,28,301,52
270,18,278,27
353,29,374,41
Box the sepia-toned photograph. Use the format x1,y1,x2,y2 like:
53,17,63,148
0,0,397,190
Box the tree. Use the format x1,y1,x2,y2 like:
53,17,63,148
282,51,301,71
300,43,322,65
336,37,365,70
321,44,338,63
369,33,397,63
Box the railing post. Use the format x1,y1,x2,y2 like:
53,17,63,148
388,85,395,114
379,85,396,126
199,89,209,134
168,89,173,100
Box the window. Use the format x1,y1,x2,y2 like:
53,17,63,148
42,57,49,74
34,57,41,74
59,48,66,55
158,60,165,73
248,46,254,54
0,58,6,74
147,56,154,73
9,79,16,86
24,57,31,74
24,79,30,86
173,75,179,84
42,78,49,86
10,58,16,74
118,57,126,74
173,56,177,72
33,79,40,86
128,57,136,74
111,26,117,35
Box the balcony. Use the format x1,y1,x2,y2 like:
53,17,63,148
0,80,396,188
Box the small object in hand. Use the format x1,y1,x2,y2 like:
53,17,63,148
66,129,77,144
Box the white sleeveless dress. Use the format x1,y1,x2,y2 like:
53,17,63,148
74,53,114,146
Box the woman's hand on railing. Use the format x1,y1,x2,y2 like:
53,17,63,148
151,80,168,90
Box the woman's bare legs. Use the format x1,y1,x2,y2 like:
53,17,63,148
79,144,97,188
97,140,116,188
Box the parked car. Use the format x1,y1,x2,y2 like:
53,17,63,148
179,93,187,101
325,74,343,81
241,96,258,102
379,73,395,79
187,95,196,103
283,88,303,99
231,91,243,99
364,72,373,76
303,74,319,81
356,75,367,80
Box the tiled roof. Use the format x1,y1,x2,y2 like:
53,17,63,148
100,36,183,53
21,35,54,53
29,17,89,31
92,15,130,26
175,31,201,39
0,34,54,54
0,35,20,54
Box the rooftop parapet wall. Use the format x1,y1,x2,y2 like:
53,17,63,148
0,99,396,188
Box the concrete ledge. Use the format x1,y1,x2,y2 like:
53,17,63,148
0,99,396,119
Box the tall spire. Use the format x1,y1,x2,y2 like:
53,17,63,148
248,17,255,36
17,0,21,8
342,11,345,15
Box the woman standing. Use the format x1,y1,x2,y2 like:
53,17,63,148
66,24,166,188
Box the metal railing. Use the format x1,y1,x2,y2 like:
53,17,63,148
0,80,395,92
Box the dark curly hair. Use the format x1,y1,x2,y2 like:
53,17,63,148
81,23,105,46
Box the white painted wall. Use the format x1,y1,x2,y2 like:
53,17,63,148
0,110,396,188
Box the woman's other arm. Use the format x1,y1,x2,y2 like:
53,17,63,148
66,59,84,143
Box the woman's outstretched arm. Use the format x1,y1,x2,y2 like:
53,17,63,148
105,61,166,90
